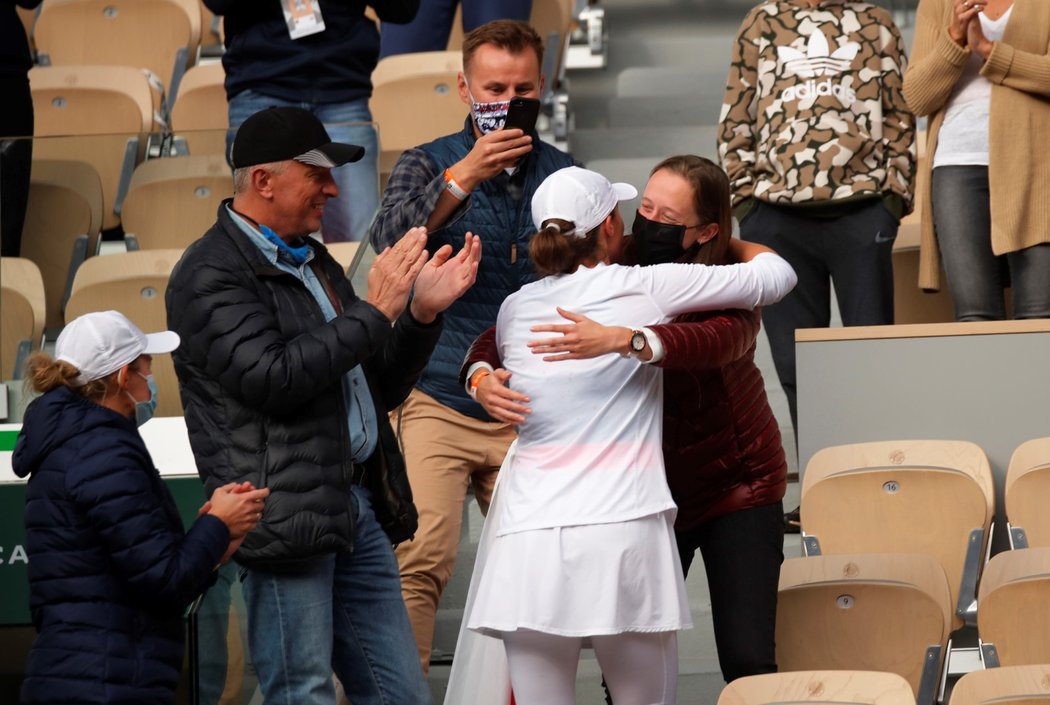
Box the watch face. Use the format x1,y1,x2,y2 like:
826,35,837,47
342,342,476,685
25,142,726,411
631,331,646,352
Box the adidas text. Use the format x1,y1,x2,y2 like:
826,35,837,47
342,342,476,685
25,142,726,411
780,78,856,104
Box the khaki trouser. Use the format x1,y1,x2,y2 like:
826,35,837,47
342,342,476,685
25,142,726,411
393,388,516,674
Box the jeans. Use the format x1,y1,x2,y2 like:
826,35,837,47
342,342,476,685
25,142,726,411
932,165,1050,321
741,200,897,434
676,501,784,683
242,486,431,705
227,90,379,243
378,0,533,58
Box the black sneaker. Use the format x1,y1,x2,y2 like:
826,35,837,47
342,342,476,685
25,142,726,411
784,505,801,534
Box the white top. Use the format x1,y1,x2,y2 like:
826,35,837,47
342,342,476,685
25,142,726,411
493,253,797,536
933,7,1013,168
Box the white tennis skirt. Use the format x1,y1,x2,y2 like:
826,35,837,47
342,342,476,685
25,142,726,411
466,510,692,638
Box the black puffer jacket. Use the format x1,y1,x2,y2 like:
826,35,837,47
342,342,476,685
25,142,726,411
166,203,441,569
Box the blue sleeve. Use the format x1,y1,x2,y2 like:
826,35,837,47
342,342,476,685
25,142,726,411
66,437,229,611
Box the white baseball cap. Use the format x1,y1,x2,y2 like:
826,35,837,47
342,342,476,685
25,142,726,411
531,166,638,238
56,310,181,386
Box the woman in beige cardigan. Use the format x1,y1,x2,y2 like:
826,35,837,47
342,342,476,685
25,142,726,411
903,0,1050,320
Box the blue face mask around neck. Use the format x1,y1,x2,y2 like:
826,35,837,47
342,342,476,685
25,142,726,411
259,224,312,266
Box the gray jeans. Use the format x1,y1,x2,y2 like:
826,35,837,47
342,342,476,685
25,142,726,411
932,165,1050,321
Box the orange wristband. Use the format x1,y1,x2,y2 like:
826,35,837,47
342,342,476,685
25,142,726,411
468,368,491,394
444,168,468,200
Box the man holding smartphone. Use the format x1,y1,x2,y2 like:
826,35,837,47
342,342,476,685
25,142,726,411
369,18,576,675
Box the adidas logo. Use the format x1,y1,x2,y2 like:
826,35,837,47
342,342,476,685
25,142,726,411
777,30,859,79
776,30,860,105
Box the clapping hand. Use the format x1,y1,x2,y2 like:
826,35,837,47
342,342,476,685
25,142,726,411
367,227,430,321
410,232,482,323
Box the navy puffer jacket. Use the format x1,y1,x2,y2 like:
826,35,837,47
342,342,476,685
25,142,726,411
14,386,229,705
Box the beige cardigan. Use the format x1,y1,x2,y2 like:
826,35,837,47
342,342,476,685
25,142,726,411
902,0,1050,291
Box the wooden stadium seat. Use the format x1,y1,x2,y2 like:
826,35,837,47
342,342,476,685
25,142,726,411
718,671,916,705
777,553,952,705
122,155,231,250
0,258,46,380
948,665,1050,705
198,0,222,48
977,547,1050,667
66,249,186,417
20,159,104,331
325,242,362,276
34,0,199,102
370,51,465,189
170,62,228,158
1005,438,1050,549
800,440,994,630
30,65,158,230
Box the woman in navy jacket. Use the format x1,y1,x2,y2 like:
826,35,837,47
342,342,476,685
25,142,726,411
14,311,268,705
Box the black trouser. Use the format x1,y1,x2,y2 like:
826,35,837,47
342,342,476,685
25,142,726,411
1,74,34,257
740,200,897,437
676,500,785,683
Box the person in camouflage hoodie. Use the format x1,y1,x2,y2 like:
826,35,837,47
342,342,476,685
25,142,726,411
718,0,916,482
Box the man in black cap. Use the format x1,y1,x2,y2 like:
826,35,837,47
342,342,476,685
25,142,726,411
166,106,480,705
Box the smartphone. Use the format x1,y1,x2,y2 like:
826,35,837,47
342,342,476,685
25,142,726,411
503,96,541,134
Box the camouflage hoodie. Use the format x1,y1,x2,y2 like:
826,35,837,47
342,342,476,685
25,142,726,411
718,0,916,217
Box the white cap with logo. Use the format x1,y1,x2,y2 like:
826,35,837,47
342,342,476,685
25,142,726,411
56,310,181,386
531,166,638,238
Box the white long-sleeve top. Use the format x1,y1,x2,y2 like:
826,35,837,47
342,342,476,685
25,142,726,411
494,252,797,536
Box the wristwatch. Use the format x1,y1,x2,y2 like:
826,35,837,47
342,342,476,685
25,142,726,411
629,329,648,357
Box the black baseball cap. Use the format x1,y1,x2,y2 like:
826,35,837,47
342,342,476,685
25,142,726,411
230,107,365,169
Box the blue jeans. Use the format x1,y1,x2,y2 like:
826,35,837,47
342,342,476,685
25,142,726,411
242,486,431,705
378,0,533,58
932,165,1050,321
227,90,380,243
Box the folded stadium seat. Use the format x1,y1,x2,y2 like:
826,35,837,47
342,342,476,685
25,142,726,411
948,665,1050,705
121,155,232,251
800,440,995,630
197,0,222,50
325,242,362,276
0,258,46,381
20,159,104,331
65,249,187,417
33,0,200,114
370,51,465,191
718,670,917,705
170,62,228,158
977,547,1050,667
29,65,159,231
777,553,953,705
1004,438,1050,549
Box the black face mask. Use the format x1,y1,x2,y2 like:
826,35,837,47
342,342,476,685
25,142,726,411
632,211,700,265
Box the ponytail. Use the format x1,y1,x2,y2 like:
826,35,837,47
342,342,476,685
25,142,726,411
529,219,602,276
25,352,109,400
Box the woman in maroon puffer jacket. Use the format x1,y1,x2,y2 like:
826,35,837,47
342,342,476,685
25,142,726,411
460,155,787,684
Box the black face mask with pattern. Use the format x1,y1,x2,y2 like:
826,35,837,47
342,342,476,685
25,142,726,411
631,211,703,265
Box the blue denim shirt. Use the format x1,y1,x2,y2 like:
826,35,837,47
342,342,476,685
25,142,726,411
229,206,378,462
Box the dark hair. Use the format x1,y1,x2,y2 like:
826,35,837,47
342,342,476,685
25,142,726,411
462,20,544,75
649,155,732,265
528,219,602,276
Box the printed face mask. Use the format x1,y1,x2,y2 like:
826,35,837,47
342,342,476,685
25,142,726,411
125,372,158,427
631,211,700,265
467,83,511,135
